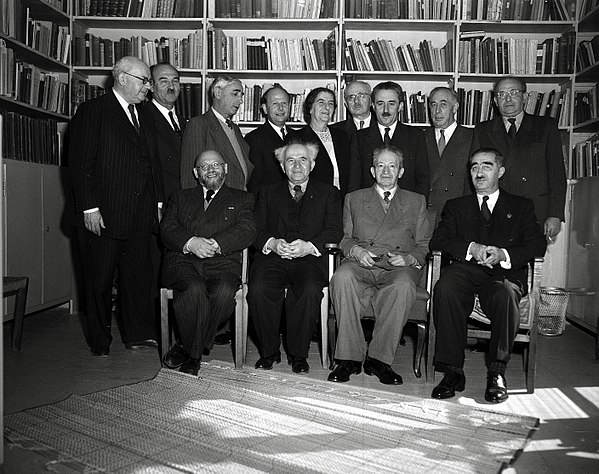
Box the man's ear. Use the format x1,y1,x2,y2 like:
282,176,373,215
309,159,315,171
398,167,405,179
498,166,505,179
370,166,375,179
193,168,199,179
223,163,228,174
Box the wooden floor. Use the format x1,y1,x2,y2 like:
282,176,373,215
3,307,599,473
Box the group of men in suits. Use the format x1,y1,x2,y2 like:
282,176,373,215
70,60,565,400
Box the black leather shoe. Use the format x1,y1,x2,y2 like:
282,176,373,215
125,339,158,350
363,356,403,385
328,360,362,383
289,356,309,374
431,370,466,399
213,331,232,346
162,341,189,369
179,357,201,376
90,347,109,357
485,372,509,403
255,354,281,370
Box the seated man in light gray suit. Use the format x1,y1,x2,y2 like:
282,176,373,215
328,145,432,385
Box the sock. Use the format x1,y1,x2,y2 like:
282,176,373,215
489,361,507,376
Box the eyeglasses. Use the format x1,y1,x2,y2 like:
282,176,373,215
345,92,369,102
123,71,154,86
495,89,523,99
196,163,225,171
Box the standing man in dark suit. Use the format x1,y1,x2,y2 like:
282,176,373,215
160,150,256,376
180,74,253,191
144,62,186,201
328,145,432,385
430,148,546,403
246,85,292,195
471,76,567,242
70,56,165,357
353,81,430,200
247,138,343,374
331,80,373,136
425,87,473,224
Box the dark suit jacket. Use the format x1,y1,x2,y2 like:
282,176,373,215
353,121,430,200
180,109,253,191
424,125,473,223
70,90,164,239
141,101,186,201
330,116,357,136
340,186,432,268
292,125,355,197
160,184,256,284
471,113,567,223
245,121,287,195
430,190,547,286
253,179,343,272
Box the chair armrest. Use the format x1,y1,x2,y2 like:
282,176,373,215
325,243,341,280
430,250,442,293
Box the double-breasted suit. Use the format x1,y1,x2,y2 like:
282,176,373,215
70,89,165,352
180,109,253,190
353,121,430,199
331,186,432,365
430,190,547,369
245,122,289,195
248,179,343,360
471,113,567,225
142,100,186,200
160,185,256,359
330,116,358,136
424,125,473,224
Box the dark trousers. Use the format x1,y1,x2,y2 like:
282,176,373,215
433,262,524,370
166,260,239,360
79,201,156,351
248,255,326,359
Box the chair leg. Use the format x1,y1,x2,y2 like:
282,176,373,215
234,288,245,369
413,322,426,379
11,279,28,351
320,289,329,370
159,289,171,362
327,316,337,370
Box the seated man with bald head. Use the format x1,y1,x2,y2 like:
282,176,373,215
160,150,256,376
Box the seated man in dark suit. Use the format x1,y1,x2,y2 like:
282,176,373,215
328,145,432,385
430,148,546,403
160,150,256,376
248,138,343,374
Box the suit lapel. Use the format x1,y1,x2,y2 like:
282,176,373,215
425,128,443,185
107,91,139,144
203,185,231,221
207,110,242,175
362,187,387,240
149,103,181,149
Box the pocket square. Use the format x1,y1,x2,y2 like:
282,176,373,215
506,213,512,219
228,206,235,210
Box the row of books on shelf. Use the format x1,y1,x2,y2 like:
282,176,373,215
577,35,599,73
71,74,106,114
23,9,70,64
456,87,569,125
571,134,599,178
344,38,453,72
458,32,575,75
0,41,69,115
574,84,599,126
460,0,574,21
344,0,457,19
73,31,203,68
207,29,336,71
76,0,203,18
212,0,337,18
0,110,61,165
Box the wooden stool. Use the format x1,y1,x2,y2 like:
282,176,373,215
3,276,29,351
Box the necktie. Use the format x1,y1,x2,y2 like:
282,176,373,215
481,195,492,221
225,118,234,129
437,129,446,156
383,191,390,204
384,127,391,145
205,189,214,209
281,127,286,140
293,185,303,202
128,104,140,134
168,111,181,136
359,120,365,129
507,118,517,142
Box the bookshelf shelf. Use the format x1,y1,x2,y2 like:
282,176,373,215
0,33,70,71
0,95,69,120
458,73,573,83
343,70,454,80
208,18,339,30
579,5,599,32
573,117,599,132
72,16,206,29
576,62,599,82
23,0,69,20
459,20,575,34
207,69,338,79
343,19,455,32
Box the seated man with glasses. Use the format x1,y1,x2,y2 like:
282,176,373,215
471,76,566,246
160,150,256,376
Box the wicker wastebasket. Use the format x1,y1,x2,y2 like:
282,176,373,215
538,287,570,336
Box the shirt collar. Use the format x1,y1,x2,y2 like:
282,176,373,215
377,120,398,139
113,88,134,114
436,121,457,141
375,184,398,200
152,98,176,117
268,120,286,138
211,107,229,125
353,114,371,130
476,189,500,212
202,184,223,198
288,179,308,195
502,111,524,131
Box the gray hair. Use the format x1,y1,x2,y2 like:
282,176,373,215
274,138,319,164
372,145,404,168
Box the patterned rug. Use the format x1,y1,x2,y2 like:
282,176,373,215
4,361,538,473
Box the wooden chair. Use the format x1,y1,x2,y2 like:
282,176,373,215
427,251,543,393
3,276,29,351
326,255,435,379
160,249,249,369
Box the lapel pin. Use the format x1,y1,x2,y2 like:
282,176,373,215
506,213,512,219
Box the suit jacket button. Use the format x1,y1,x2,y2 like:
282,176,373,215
429,188,433,192
444,188,449,192
522,177,527,181
450,172,454,176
